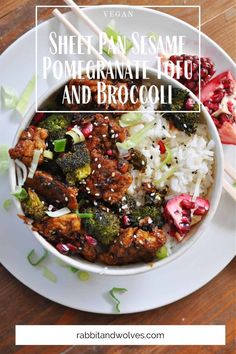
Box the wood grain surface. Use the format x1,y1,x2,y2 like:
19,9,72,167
0,1,235,353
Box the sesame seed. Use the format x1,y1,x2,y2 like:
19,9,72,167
102,134,106,138
150,156,153,160
111,188,115,192
98,164,101,168
108,197,112,201
65,197,68,201
95,158,98,161
112,172,115,177
95,193,100,197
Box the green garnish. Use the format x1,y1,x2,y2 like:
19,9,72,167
103,24,133,57
119,112,143,128
15,75,36,115
42,266,57,283
76,211,94,219
233,182,236,188
12,187,28,201
78,271,90,281
53,138,67,153
117,119,157,150
155,166,177,186
0,145,10,175
109,287,127,313
3,199,12,210
157,145,172,170
147,32,158,41
1,86,19,109
70,266,79,273
156,245,168,260
27,248,48,266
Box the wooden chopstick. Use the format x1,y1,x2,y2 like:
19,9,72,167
64,0,129,63
224,162,236,202
52,9,107,64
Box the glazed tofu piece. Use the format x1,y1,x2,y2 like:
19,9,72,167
9,126,48,166
25,170,78,210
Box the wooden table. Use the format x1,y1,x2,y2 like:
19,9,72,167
0,1,235,353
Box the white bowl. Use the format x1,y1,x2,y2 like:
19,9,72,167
9,66,224,276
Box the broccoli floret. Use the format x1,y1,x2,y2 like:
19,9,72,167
161,88,200,136
82,207,120,245
39,114,71,139
22,189,46,221
56,143,91,184
66,164,91,184
129,206,164,228
129,148,147,172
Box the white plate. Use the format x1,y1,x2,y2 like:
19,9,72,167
0,5,235,314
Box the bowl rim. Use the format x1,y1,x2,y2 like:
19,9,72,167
9,65,224,276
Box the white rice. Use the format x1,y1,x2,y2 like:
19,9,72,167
126,110,215,202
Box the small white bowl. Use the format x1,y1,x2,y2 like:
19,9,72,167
9,66,224,276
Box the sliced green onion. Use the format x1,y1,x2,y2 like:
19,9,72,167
3,199,12,210
102,46,113,58
70,266,79,273
156,245,168,260
121,35,134,54
119,112,143,128
117,119,157,150
75,211,94,219
43,150,53,159
0,145,9,175
66,127,85,144
12,187,28,201
46,207,71,218
103,25,133,57
147,32,158,41
78,271,90,281
233,182,236,188
109,287,127,313
157,146,172,170
155,166,177,186
53,138,67,153
15,75,36,115
1,86,19,109
42,266,57,283
27,248,48,266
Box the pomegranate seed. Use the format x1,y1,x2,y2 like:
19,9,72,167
32,113,45,124
227,101,234,113
85,235,97,246
66,243,77,253
157,140,166,154
122,215,130,226
181,216,190,223
106,149,113,156
193,207,206,215
82,123,93,137
180,199,195,209
185,98,195,110
56,243,69,254
118,161,129,173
